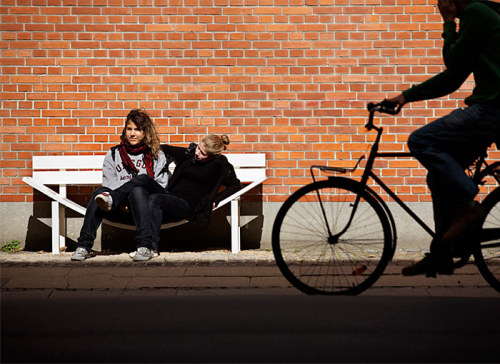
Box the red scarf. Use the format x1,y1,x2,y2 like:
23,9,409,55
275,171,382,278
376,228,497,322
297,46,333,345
118,141,154,177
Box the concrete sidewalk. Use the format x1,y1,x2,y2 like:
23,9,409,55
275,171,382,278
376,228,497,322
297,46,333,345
1,249,498,298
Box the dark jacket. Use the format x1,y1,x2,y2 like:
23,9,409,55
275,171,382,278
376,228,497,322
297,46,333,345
402,1,500,106
161,143,242,228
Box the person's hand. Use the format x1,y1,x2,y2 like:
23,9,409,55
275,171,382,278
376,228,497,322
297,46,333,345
383,94,407,109
438,0,457,22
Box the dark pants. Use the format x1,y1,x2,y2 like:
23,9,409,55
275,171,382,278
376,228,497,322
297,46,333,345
77,175,167,251
108,174,166,209
150,192,193,251
408,103,500,252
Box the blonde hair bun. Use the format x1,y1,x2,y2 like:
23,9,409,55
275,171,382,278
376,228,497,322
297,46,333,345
202,134,230,157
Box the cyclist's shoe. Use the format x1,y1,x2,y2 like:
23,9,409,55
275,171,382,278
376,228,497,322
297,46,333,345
442,202,486,242
133,247,153,262
71,247,90,261
95,192,113,212
402,253,454,278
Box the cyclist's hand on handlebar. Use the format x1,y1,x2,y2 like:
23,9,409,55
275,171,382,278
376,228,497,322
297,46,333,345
383,94,406,109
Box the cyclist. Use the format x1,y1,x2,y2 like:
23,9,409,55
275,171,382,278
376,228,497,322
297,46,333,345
384,0,500,276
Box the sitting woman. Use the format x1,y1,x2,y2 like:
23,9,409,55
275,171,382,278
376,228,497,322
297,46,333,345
71,109,169,261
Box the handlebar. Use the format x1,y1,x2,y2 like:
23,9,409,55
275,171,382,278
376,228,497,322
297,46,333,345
365,101,402,131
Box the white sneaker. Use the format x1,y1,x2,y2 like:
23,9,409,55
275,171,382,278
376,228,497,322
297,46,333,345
133,247,154,262
130,250,159,258
95,192,113,212
71,247,90,261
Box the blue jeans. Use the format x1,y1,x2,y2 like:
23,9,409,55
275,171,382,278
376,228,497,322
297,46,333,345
408,103,500,241
77,175,166,251
150,192,193,251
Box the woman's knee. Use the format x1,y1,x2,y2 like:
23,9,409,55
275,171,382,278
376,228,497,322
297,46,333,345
128,186,149,202
91,186,111,199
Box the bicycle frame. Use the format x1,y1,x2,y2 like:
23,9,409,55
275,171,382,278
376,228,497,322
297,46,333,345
311,123,434,244
311,103,500,246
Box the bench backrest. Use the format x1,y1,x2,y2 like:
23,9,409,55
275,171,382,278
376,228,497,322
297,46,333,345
30,154,266,185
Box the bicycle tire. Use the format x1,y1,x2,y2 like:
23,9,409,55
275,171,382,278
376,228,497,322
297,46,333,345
474,186,500,293
272,177,393,295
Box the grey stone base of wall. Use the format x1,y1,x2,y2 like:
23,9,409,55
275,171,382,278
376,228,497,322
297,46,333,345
0,201,435,253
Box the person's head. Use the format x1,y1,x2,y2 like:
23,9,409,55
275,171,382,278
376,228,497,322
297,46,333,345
195,134,230,161
453,0,499,15
120,109,160,158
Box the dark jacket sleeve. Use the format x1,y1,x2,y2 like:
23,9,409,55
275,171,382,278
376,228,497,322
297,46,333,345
190,156,242,228
161,144,189,165
402,68,469,103
213,160,242,207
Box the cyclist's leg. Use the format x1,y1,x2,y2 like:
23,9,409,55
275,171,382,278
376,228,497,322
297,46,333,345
408,108,490,207
409,105,498,209
403,104,499,275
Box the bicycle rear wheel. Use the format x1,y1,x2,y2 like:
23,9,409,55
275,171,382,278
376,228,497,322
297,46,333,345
272,177,393,295
474,186,500,293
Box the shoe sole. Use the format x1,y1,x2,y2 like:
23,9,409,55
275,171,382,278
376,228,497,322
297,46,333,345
133,256,152,262
71,256,88,261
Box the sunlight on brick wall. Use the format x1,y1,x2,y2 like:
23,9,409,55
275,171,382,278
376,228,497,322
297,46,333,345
2,0,491,204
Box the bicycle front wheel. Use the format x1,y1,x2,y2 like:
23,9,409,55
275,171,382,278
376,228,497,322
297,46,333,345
474,186,500,293
272,177,393,295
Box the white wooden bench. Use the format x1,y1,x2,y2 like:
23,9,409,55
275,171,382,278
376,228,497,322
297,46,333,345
22,153,267,255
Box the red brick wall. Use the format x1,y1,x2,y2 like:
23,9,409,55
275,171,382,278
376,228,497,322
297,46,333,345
1,0,495,204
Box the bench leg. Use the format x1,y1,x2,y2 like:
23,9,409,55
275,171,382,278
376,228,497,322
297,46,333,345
51,201,60,254
51,201,66,254
59,203,66,252
230,198,240,254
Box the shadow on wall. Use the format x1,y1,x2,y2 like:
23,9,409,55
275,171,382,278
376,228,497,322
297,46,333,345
24,189,264,253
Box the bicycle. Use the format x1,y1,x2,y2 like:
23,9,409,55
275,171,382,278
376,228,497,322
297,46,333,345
272,101,500,295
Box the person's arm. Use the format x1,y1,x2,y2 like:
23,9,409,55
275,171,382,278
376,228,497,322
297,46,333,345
102,149,120,190
385,67,469,108
161,144,190,165
213,160,242,207
402,68,469,103
153,151,170,189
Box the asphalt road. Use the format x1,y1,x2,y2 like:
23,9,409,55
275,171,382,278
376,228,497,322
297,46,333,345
2,294,499,363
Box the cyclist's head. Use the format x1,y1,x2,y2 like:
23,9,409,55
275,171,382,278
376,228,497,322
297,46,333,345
454,0,500,14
